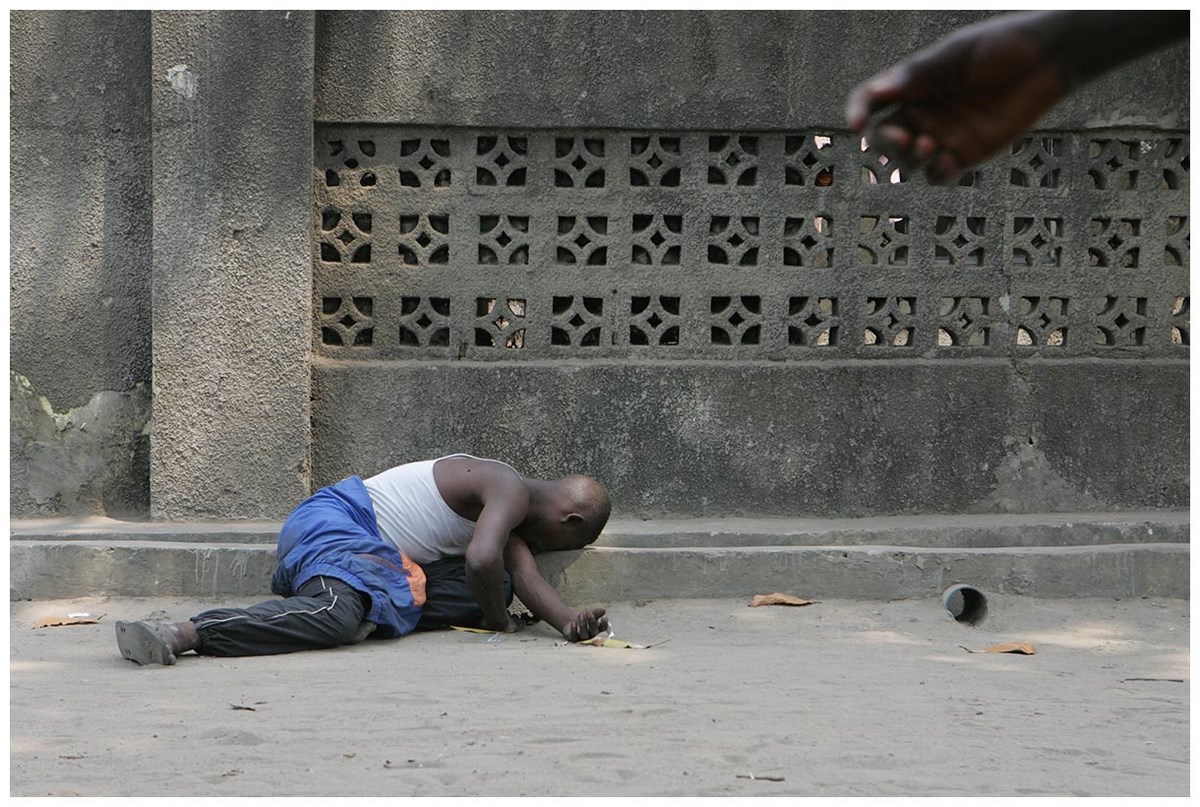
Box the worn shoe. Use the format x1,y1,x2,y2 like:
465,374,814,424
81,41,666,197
115,621,178,666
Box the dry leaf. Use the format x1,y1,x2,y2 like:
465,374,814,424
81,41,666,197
34,614,105,628
749,593,815,607
960,641,1036,655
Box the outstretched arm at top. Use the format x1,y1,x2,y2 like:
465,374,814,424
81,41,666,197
504,535,609,641
846,11,1188,184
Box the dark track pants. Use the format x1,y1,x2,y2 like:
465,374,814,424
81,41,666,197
191,557,513,657
412,556,514,631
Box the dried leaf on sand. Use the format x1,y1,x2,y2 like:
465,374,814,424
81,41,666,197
960,641,1036,655
33,614,105,629
749,593,815,607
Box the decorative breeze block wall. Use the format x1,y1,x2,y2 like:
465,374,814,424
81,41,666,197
313,127,1189,360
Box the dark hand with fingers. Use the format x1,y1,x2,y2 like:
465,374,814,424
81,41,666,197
845,13,1066,184
561,607,609,642
845,11,1187,185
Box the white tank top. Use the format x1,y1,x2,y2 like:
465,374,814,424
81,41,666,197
362,454,518,565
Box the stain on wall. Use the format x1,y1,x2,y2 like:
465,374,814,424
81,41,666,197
10,371,151,517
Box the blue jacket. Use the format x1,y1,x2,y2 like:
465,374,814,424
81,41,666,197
271,476,423,638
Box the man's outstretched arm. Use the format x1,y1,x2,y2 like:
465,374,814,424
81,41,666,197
463,471,530,632
846,11,1189,184
503,535,608,641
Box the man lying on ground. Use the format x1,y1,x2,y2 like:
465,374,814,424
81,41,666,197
115,453,611,665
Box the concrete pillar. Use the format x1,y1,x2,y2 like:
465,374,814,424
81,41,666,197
10,11,153,517
150,11,314,518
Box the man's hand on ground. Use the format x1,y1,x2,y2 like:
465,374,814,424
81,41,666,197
560,608,609,642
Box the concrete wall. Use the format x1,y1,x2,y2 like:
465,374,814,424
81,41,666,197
9,10,1189,522
10,11,153,517
314,361,1186,518
149,11,315,519
314,10,1189,130
308,10,1188,518
11,10,316,520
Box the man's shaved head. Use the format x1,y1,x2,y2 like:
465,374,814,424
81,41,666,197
558,475,611,541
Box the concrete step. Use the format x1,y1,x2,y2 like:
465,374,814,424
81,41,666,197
537,543,1189,602
12,510,1189,547
10,512,1190,601
595,511,1190,548
10,517,282,544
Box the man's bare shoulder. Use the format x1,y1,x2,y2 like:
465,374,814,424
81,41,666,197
433,455,524,483
432,456,528,519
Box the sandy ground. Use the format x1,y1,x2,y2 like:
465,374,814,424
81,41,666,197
8,592,1190,797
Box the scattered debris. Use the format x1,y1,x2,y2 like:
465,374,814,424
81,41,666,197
558,637,633,648
384,759,423,769
737,773,786,782
58,755,85,760
959,642,1036,655
451,623,660,649
749,593,815,607
557,636,666,649
577,635,644,649
448,626,507,643
34,613,105,629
